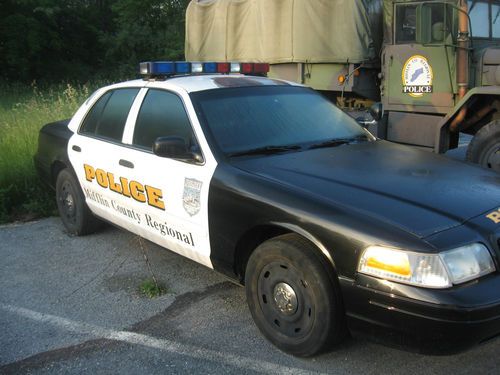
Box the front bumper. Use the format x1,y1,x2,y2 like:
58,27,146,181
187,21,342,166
340,273,500,354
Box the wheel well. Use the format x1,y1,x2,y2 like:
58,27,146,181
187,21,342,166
51,161,68,186
461,96,500,136
234,225,337,285
234,225,290,283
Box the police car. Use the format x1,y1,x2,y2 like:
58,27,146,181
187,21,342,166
35,61,500,357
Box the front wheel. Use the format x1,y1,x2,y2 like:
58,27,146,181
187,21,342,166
55,168,102,236
245,234,346,357
466,121,500,172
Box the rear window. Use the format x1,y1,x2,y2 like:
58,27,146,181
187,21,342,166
80,88,140,142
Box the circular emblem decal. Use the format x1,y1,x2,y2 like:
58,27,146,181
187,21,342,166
402,55,433,98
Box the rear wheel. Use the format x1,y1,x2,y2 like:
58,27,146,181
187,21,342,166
466,121,500,172
55,168,101,236
245,234,346,357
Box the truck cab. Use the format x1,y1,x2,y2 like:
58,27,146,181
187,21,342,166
380,0,500,172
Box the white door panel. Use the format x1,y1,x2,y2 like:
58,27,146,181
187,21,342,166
118,148,216,268
68,85,218,269
68,137,136,228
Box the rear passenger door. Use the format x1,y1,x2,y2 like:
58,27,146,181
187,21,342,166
121,88,217,268
68,87,146,228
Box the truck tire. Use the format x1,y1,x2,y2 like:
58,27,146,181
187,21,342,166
466,121,500,172
245,233,346,357
55,168,102,236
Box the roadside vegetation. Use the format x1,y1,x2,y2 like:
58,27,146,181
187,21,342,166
0,1,189,223
139,279,168,298
0,82,97,223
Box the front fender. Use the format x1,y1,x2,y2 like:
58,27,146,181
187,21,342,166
436,86,500,152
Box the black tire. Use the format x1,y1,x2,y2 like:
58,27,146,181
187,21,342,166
55,168,102,236
245,233,346,357
466,121,500,172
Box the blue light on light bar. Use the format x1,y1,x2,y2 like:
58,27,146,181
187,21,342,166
203,62,217,73
153,62,175,74
175,62,191,74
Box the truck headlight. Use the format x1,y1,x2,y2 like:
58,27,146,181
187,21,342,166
358,244,495,288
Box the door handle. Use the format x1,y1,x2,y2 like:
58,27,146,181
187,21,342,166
119,159,134,169
72,145,81,152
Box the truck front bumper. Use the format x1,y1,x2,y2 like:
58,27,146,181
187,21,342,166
340,273,500,354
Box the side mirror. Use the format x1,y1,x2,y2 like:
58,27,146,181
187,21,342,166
369,102,383,122
153,136,203,163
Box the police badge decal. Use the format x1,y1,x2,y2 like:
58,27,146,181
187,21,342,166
183,178,202,216
402,55,433,98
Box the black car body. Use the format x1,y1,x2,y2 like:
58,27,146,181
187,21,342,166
34,70,500,356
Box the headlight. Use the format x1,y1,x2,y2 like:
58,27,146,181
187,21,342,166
358,243,495,289
440,243,496,284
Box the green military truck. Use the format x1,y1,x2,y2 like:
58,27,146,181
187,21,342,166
185,0,500,172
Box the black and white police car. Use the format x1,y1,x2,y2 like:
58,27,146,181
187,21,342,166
35,61,500,356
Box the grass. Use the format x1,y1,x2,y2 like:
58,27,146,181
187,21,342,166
139,279,167,298
0,81,102,223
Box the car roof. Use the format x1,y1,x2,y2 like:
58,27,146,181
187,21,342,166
106,74,300,93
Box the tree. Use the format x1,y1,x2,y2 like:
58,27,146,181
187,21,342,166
0,0,190,82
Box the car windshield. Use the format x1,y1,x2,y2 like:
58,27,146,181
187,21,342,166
191,86,373,156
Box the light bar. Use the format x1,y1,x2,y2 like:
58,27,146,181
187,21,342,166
139,61,270,76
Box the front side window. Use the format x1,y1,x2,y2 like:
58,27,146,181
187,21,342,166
493,3,500,37
395,4,417,43
133,89,195,150
80,88,140,142
468,0,500,38
469,0,490,37
191,86,371,156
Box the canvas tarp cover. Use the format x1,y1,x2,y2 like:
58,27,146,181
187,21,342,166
185,0,383,64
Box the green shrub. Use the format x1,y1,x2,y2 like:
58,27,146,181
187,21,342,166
0,81,101,223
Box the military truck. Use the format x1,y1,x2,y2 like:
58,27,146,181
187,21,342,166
185,0,500,172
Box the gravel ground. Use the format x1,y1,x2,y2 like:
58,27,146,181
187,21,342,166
0,216,499,375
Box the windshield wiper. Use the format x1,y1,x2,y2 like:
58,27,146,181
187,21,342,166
308,134,370,150
227,144,302,157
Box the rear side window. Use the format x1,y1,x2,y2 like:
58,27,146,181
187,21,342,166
80,88,140,142
133,89,195,150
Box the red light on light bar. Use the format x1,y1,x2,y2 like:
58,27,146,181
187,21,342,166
240,63,253,74
253,63,270,73
217,63,230,73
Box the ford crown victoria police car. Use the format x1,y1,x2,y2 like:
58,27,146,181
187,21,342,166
35,62,500,357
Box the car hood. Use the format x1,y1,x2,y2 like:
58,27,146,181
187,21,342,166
231,141,500,238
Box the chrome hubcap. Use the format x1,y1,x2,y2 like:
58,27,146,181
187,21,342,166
273,282,298,315
65,193,74,210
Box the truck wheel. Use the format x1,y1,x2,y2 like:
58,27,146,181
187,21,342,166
245,234,346,357
56,168,101,236
466,121,500,172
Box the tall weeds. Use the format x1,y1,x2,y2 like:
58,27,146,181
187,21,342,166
0,82,96,222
